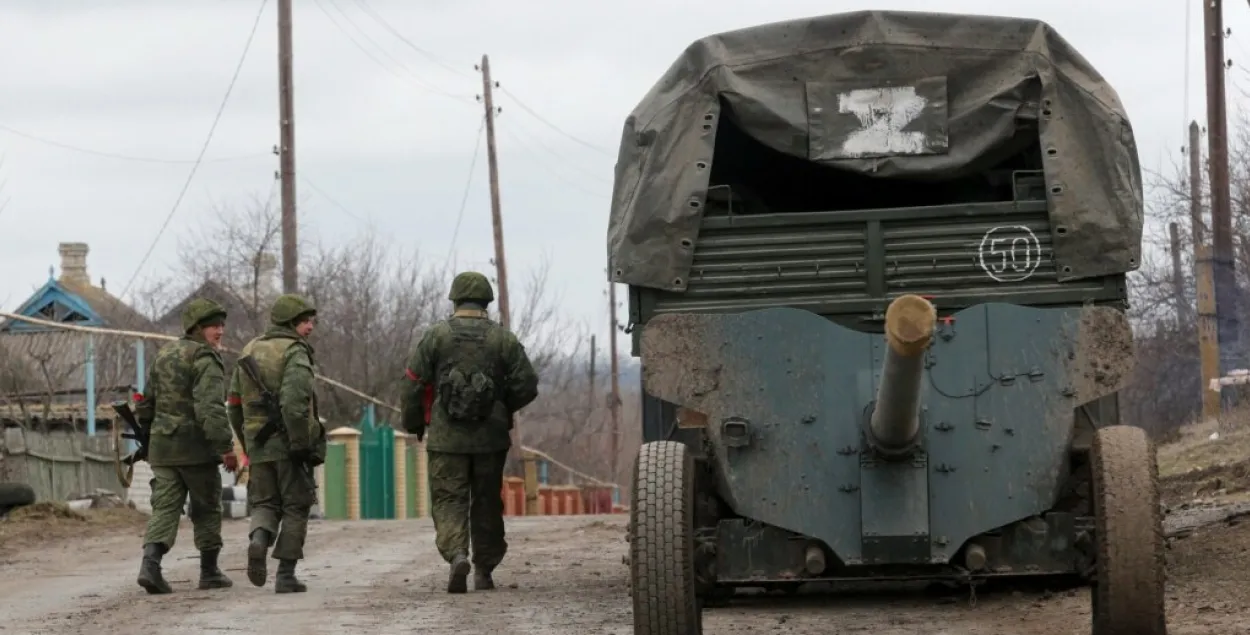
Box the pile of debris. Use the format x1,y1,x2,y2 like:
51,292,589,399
64,488,131,513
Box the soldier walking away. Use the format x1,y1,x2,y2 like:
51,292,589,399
401,271,540,593
134,298,240,594
226,293,326,593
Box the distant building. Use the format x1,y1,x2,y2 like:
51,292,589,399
0,243,155,431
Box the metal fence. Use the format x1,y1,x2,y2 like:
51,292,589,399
0,427,122,501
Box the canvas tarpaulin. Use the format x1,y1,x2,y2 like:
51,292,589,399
606,10,1144,292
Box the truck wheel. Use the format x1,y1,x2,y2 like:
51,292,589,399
0,482,35,509
1089,425,1166,635
631,441,702,634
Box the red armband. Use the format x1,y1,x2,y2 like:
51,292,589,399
406,370,435,424
226,395,242,406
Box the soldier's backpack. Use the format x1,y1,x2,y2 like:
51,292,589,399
436,318,502,422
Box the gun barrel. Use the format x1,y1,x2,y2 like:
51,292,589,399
869,294,937,454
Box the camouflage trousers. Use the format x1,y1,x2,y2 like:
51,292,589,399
428,450,508,570
247,459,316,561
143,464,224,552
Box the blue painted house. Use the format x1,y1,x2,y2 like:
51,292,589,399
0,242,156,433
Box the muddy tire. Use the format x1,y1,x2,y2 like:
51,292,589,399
0,482,35,508
1089,425,1166,635
630,441,702,635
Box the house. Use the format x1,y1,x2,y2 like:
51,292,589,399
154,252,279,346
0,242,156,432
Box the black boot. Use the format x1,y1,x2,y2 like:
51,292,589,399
137,543,173,594
473,566,495,591
447,553,471,594
247,528,272,588
198,548,233,590
274,559,307,593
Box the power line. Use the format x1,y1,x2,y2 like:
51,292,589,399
503,113,611,184
497,125,609,199
496,85,614,156
118,0,269,302
445,114,487,268
312,0,471,102
0,123,268,164
349,0,469,78
300,176,368,223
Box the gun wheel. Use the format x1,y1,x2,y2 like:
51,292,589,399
630,440,702,635
112,419,134,489
1089,424,1167,635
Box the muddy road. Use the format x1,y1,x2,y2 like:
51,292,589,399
1,508,1249,634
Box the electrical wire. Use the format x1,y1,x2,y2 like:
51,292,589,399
503,113,612,184
497,85,614,156
117,0,269,302
445,115,487,268
349,0,469,78
0,123,268,164
313,0,471,102
497,125,609,199
300,176,368,223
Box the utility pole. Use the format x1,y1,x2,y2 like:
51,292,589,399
477,55,511,329
1203,0,1239,374
589,334,597,417
277,0,298,293
608,272,622,483
1170,222,1186,326
1190,121,1221,421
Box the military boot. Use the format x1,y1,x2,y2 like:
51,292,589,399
447,553,471,594
247,528,272,587
473,565,495,591
198,548,233,590
137,543,173,595
274,559,307,593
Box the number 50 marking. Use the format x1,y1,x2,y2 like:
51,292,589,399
977,225,1042,282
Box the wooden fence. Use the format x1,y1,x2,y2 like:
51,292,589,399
0,427,123,501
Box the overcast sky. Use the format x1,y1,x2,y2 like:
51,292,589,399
0,0,1244,357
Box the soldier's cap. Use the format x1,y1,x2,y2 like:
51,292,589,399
182,298,228,334
270,293,317,326
448,271,495,304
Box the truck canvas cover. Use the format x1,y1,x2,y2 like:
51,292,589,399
607,10,1144,292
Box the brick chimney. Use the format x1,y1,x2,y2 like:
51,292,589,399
58,242,90,286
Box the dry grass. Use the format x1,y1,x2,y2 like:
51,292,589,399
1156,406,1250,478
0,502,147,553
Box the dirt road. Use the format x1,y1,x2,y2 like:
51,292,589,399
1,507,1249,635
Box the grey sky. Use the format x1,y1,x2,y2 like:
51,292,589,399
0,0,1237,355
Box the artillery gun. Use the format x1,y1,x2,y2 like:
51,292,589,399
609,10,1161,635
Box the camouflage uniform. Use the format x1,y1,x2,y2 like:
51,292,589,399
135,298,236,594
226,293,326,593
401,271,539,593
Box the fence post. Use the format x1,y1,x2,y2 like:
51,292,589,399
393,430,408,519
522,451,539,515
85,334,96,436
415,440,429,517
328,427,362,520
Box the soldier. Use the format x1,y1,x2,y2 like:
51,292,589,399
226,293,326,594
135,298,239,595
401,271,539,593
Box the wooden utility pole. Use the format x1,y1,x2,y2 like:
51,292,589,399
477,55,511,329
608,274,622,482
589,335,597,416
1204,0,1239,373
277,0,298,293
1190,121,1221,421
1170,222,1186,325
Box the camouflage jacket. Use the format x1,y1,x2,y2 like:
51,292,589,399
401,309,540,453
226,325,326,464
135,334,235,467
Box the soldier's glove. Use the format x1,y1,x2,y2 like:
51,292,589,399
289,447,316,466
221,451,239,473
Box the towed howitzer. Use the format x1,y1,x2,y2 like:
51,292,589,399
235,355,318,491
111,401,150,488
867,294,936,457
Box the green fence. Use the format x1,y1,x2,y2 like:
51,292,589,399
358,405,396,519
322,443,347,519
